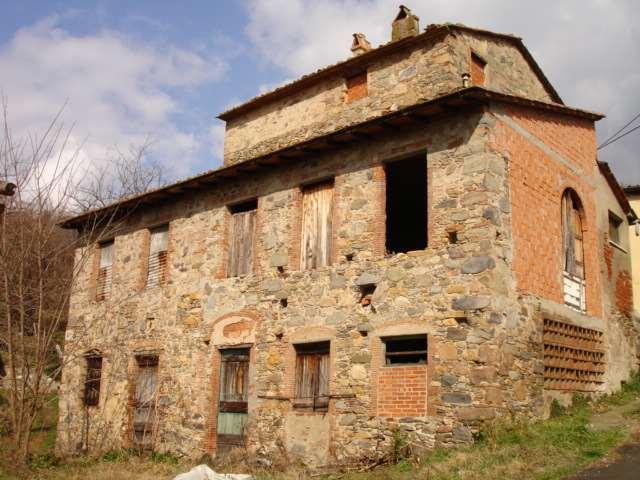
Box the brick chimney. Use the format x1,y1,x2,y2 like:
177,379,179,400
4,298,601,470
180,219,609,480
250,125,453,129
391,5,419,41
351,33,372,56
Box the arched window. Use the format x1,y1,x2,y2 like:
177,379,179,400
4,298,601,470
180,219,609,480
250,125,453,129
561,189,586,311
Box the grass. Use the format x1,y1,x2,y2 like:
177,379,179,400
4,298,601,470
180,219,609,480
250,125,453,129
1,372,639,480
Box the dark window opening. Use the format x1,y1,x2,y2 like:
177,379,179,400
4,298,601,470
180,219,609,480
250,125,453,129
609,211,623,245
359,284,376,306
294,341,330,411
383,335,427,365
448,231,458,244
83,355,102,406
385,156,428,254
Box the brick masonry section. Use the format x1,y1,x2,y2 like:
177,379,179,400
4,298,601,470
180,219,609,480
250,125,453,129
377,366,428,417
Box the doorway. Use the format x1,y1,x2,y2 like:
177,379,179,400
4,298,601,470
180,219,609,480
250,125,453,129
216,348,250,451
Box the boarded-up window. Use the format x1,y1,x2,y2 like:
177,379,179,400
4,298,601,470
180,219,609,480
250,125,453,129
146,225,169,288
132,355,158,449
383,335,427,365
470,52,486,86
562,190,586,311
608,211,623,245
294,342,329,411
83,355,102,406
346,71,367,103
96,241,114,301
228,200,257,277
300,181,333,270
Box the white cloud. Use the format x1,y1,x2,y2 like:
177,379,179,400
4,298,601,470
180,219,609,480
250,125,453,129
0,15,228,182
209,123,226,161
244,0,640,183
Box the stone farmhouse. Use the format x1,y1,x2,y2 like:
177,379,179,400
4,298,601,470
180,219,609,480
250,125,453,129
56,6,640,466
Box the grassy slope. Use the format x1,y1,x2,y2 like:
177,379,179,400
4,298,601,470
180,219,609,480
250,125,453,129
1,373,639,480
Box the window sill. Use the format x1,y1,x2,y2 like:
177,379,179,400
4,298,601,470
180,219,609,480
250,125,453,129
608,240,628,254
383,363,428,368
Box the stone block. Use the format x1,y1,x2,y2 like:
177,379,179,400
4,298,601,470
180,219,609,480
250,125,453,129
452,296,490,311
458,407,495,421
441,392,472,404
461,256,495,274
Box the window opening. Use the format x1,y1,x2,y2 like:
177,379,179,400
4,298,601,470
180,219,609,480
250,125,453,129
294,342,330,411
83,355,102,406
345,71,368,103
383,335,427,365
561,190,586,312
300,181,333,270
385,156,427,254
146,225,169,288
470,52,486,85
96,240,114,301
608,211,623,245
228,200,257,277
132,355,159,449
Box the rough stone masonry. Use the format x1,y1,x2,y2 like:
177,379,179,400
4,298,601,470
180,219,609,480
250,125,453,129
56,6,640,467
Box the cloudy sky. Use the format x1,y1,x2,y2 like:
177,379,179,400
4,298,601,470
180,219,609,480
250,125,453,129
1,0,638,184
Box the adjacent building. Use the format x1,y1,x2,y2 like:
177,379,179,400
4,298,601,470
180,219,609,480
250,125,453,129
625,186,640,312
56,7,639,466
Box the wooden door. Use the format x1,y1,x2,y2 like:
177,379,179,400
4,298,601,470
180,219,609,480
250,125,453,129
300,182,333,270
217,349,250,450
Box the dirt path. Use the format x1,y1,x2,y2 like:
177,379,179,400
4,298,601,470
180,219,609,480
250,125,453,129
565,400,640,480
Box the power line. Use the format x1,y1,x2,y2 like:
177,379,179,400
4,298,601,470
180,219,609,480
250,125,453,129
598,111,640,149
598,123,640,151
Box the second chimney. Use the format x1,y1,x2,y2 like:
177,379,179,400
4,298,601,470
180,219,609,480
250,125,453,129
392,5,419,41
351,33,372,56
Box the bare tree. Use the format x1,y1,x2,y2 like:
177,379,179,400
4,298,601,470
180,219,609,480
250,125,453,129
71,136,165,211
0,99,139,463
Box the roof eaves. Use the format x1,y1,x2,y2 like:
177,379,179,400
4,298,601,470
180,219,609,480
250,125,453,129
61,87,602,230
217,26,450,121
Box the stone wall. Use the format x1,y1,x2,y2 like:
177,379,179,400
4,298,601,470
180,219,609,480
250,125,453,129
57,105,638,466
222,29,557,166
58,109,541,465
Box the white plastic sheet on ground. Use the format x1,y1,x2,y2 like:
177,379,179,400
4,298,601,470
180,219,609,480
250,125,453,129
173,464,254,480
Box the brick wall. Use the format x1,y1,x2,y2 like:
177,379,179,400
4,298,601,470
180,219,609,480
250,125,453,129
494,106,602,316
376,366,428,417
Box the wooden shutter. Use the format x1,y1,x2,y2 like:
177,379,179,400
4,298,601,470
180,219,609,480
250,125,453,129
294,343,330,411
96,241,113,301
300,182,333,270
83,356,102,406
228,208,256,277
133,356,158,448
562,192,584,279
146,226,168,288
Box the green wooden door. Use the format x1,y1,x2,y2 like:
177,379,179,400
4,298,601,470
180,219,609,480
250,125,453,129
217,348,249,450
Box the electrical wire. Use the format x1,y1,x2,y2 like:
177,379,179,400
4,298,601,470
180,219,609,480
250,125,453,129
599,111,640,147
598,123,640,151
